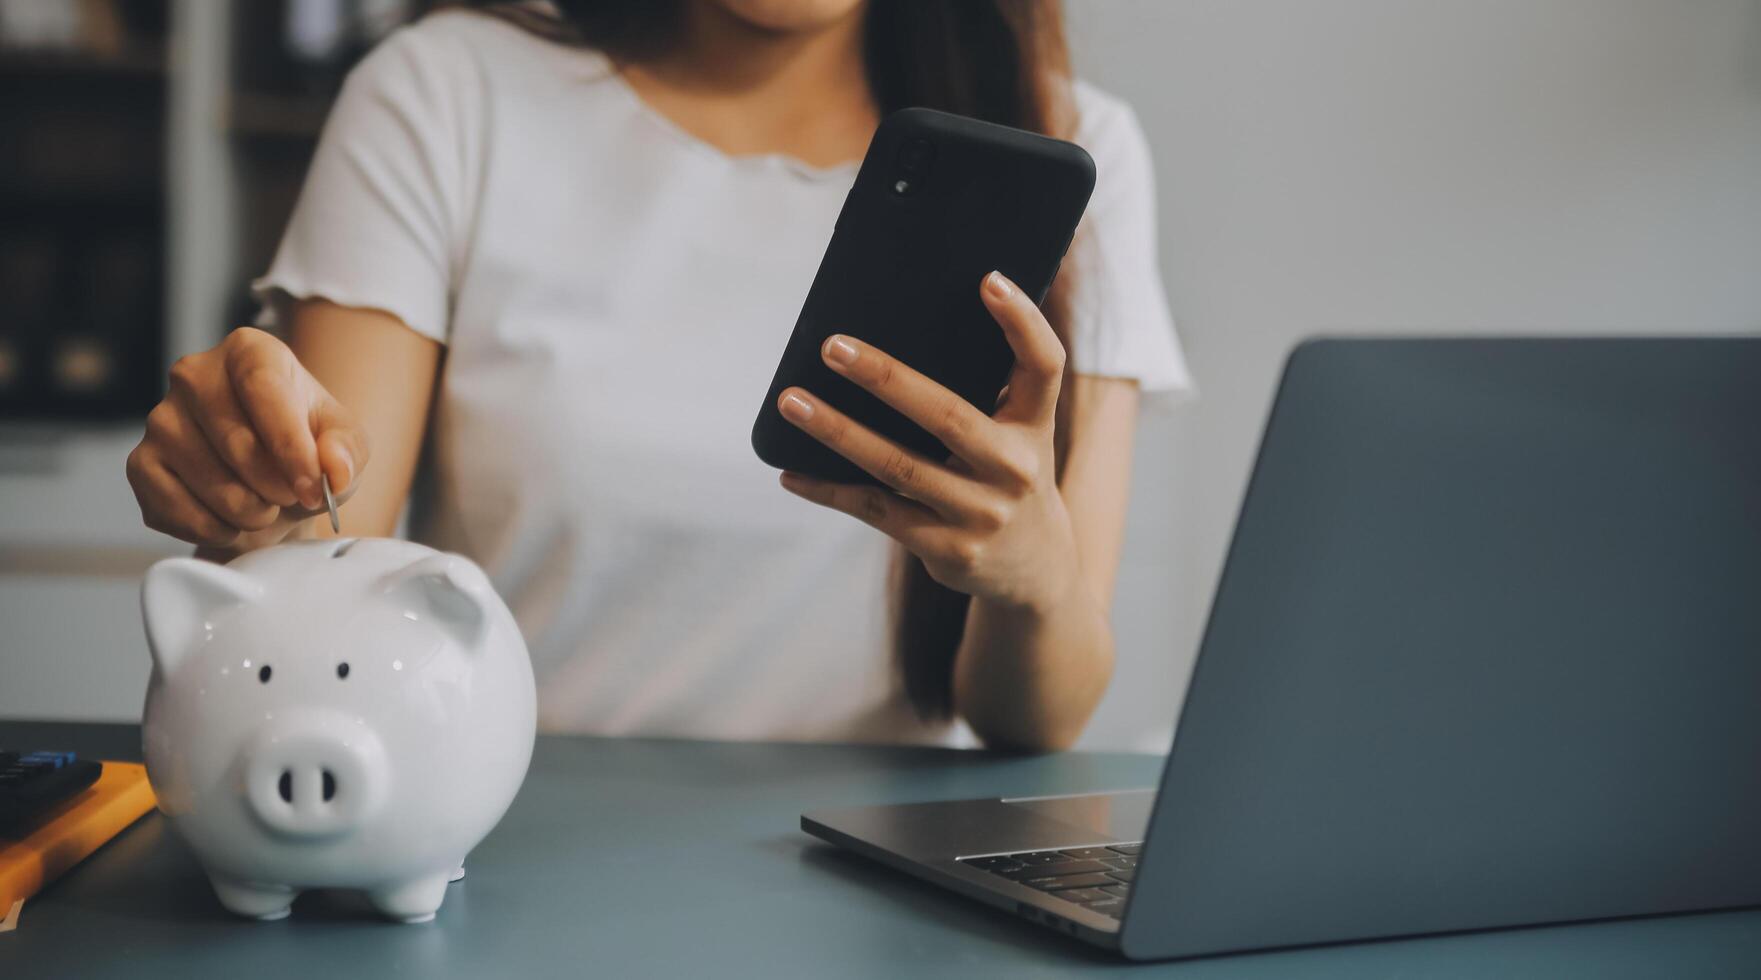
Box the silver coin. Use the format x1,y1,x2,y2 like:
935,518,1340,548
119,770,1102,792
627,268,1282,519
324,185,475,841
321,473,340,534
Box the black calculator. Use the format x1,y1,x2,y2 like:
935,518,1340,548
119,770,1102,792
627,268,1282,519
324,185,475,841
0,750,103,833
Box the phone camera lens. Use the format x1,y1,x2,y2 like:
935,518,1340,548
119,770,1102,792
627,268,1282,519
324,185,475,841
891,138,933,197
895,138,935,175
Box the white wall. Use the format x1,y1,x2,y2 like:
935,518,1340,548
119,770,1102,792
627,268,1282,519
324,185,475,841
4,1,1760,749
1065,0,1761,749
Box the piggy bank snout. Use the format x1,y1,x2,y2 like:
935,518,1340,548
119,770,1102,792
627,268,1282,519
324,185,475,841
241,713,388,840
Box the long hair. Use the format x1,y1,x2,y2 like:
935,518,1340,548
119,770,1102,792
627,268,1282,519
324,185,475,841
468,0,1079,722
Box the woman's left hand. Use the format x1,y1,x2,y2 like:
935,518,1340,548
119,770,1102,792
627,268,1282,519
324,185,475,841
776,271,1082,613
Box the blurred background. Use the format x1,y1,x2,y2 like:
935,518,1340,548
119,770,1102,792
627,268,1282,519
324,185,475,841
1,0,1759,749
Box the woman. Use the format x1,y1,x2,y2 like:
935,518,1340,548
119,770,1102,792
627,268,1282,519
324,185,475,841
124,0,1189,750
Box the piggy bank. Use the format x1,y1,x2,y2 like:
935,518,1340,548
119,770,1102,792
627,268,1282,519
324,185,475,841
140,538,536,923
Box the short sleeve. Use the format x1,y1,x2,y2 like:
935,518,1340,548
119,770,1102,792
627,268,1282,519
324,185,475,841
1062,82,1194,404
252,17,481,344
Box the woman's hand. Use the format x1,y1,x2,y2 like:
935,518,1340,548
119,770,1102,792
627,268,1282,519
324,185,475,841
127,327,369,550
776,271,1081,613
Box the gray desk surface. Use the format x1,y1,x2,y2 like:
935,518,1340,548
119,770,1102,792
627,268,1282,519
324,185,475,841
1,720,1757,979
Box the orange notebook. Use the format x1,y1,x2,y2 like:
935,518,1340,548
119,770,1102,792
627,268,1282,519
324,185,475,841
0,761,157,929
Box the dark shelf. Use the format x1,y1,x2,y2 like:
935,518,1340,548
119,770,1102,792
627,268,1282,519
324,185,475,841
0,40,168,425
0,45,167,79
0,194,162,213
227,91,330,142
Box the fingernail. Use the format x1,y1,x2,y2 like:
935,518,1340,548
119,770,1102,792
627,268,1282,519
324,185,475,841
293,475,316,507
986,271,1014,299
337,453,354,491
779,391,814,422
823,335,859,367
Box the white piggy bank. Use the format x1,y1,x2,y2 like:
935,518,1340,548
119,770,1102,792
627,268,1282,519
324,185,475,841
141,538,536,923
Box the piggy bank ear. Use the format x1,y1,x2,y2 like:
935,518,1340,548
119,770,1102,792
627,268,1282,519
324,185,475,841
142,558,262,674
381,554,493,650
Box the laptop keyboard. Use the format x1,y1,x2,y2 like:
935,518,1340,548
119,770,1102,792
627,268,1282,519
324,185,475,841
958,843,1142,919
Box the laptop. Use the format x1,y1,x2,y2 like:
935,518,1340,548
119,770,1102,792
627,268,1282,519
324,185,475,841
803,337,1761,960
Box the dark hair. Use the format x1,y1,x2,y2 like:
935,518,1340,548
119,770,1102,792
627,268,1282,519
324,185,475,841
468,0,1079,722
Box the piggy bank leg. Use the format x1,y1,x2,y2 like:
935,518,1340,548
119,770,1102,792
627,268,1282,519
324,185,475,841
210,876,297,921
369,873,452,923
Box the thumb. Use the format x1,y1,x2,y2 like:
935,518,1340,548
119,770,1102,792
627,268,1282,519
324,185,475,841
311,394,369,496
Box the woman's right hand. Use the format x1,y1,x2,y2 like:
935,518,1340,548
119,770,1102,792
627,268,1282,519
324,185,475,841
127,326,369,550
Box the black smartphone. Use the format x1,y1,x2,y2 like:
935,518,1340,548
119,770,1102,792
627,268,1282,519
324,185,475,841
751,107,1095,484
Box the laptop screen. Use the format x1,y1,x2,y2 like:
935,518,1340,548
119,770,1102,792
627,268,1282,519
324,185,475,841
1127,338,1761,959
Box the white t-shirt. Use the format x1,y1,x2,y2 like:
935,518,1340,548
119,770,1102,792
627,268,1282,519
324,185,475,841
255,10,1191,745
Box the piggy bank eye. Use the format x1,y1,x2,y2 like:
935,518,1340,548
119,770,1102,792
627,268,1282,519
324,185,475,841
336,662,350,680
258,664,272,684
